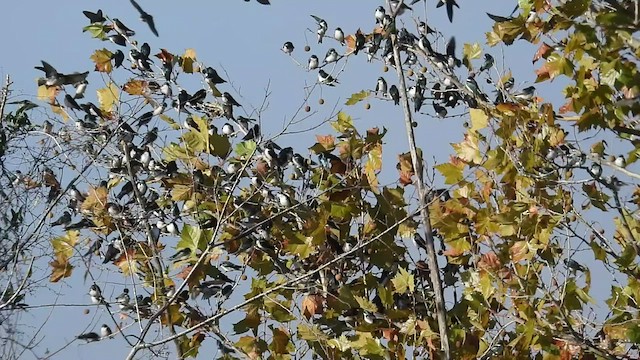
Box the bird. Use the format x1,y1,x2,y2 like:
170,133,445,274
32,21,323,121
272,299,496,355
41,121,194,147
77,332,101,342
479,53,494,72
65,218,96,231
282,41,294,54
436,0,460,22
334,28,345,45
354,30,366,55
136,111,154,127
614,155,626,168
115,288,130,309
308,55,319,70
417,21,435,35
222,123,234,135
51,211,72,227
35,61,89,87
74,81,88,99
223,92,241,107
311,15,327,43
324,48,339,63
63,94,82,112
277,193,291,207
89,284,102,298
375,6,385,24
445,37,462,68
112,50,125,68
103,242,121,263
389,85,400,105
564,258,587,272
375,77,388,95
152,103,166,116
588,163,602,178
100,324,112,338
130,0,158,36
203,67,226,85
433,103,448,118
112,18,135,37
318,70,338,86
390,0,412,16
108,34,127,47
418,35,433,54
83,10,105,23
107,202,122,217
512,86,536,102
465,74,483,98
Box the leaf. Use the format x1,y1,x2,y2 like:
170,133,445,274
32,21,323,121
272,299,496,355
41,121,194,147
469,108,489,132
510,241,529,262
82,23,109,39
365,143,382,192
155,48,174,63
453,133,483,164
82,186,108,213
302,294,324,319
354,296,379,312
181,48,198,73
160,304,184,326
435,162,464,184
315,135,336,152
331,112,355,134
123,79,148,96
532,42,553,63
345,90,370,106
97,82,119,113
177,224,208,254
235,140,257,158
463,42,483,61
51,230,80,260
391,267,415,294
37,85,58,105
270,327,293,355
90,48,113,73
49,255,73,282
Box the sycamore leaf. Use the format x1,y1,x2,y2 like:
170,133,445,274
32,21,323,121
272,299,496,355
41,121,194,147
469,108,489,132
181,48,198,73
177,224,209,254
331,112,355,134
391,267,415,294
270,327,293,355
365,143,382,192
510,241,529,262
51,104,69,121
435,162,464,184
354,295,379,312
453,133,483,164
123,79,148,96
302,294,324,319
161,304,184,326
463,42,483,61
155,48,174,63
90,48,113,73
235,140,257,158
532,42,553,63
82,23,109,39
97,82,119,113
37,85,58,104
49,255,74,282
82,186,108,213
51,230,80,260
345,90,369,106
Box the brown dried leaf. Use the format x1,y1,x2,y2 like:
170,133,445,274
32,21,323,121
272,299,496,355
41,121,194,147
155,48,174,63
302,294,324,319
123,79,148,96
532,42,552,63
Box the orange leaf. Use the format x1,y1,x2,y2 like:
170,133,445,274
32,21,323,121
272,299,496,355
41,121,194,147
49,255,73,282
509,241,529,262
345,34,356,54
478,252,501,271
302,294,324,319
399,170,413,186
532,42,552,63
442,247,464,257
123,79,148,95
316,135,335,151
381,328,399,341
90,48,114,73
559,99,574,114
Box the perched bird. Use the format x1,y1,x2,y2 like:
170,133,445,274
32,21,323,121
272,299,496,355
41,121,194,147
115,288,130,309
108,34,127,47
311,15,327,43
374,6,385,24
308,55,319,70
614,155,626,168
354,30,366,55
277,193,291,207
588,163,602,178
223,92,241,107
512,86,535,102
564,258,587,272
222,123,234,135
89,284,102,298
417,21,435,35
318,70,338,86
445,37,462,68
436,0,460,22
433,103,447,118
375,77,388,95
334,28,345,45
220,261,243,271
389,85,400,105
64,94,82,112
83,9,105,23
136,111,154,127
390,0,412,16
74,81,88,99
100,324,112,338
77,332,101,342
282,41,294,54
112,18,135,37
418,35,433,54
103,242,121,263
112,50,125,68
35,61,89,87
479,53,494,72
51,211,72,227
324,48,339,63
130,0,158,36
203,67,226,85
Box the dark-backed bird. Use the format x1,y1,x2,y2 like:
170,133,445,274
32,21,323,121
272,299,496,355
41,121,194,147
130,0,158,36
436,0,460,22
83,10,105,23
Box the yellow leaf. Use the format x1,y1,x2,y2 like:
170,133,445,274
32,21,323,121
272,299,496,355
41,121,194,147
90,48,113,73
82,186,108,213
453,133,483,164
97,82,119,113
49,254,74,282
469,108,489,132
37,85,58,104
51,104,69,121
51,230,80,260
181,48,198,73
365,143,382,193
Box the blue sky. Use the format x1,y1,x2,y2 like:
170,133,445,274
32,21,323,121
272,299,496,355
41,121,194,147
0,1,612,359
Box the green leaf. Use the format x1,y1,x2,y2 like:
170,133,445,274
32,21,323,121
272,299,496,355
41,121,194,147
83,24,109,39
435,163,464,184
209,132,231,158
345,90,370,106
176,224,208,254
331,111,355,134
463,42,483,62
377,285,394,309
391,267,415,294
354,296,379,312
235,140,257,158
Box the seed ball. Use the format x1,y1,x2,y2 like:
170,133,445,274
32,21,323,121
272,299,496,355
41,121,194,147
383,65,389,72
304,105,311,112
304,45,311,52
319,98,325,105
365,103,371,110
241,274,247,281
407,69,414,77
420,67,427,73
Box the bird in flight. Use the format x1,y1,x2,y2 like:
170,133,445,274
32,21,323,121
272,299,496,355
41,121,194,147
130,0,159,36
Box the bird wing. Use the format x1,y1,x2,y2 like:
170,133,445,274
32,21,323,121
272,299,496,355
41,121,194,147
129,0,146,15
256,0,270,4
146,17,159,36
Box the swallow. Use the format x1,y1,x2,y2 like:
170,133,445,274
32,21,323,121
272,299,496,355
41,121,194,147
354,30,366,55
136,111,154,127
116,181,134,200
375,77,387,94
278,147,294,166
100,324,113,338
417,21,435,35
564,258,587,272
588,163,602,178
436,0,460,22
433,103,447,118
512,86,535,102
311,15,327,43
152,103,166,116
51,211,72,227
83,10,105,23
108,34,127,47
130,0,158,36
77,332,101,342
465,74,483,98
413,84,424,112
324,48,339,63
614,155,626,168
390,0,412,16
222,123,234,135
418,35,433,54
103,241,121,263
389,85,400,105
35,61,89,87
308,55,319,70
282,41,294,54
375,6,385,24
220,261,243,271
203,67,226,85
334,28,345,45
112,50,125,68
187,89,207,107
115,288,130,309
74,81,88,99
243,124,261,141
223,92,241,107
404,52,417,65
479,53,494,72
318,70,338,86
89,284,102,298
64,94,82,112
445,37,462,68
112,18,135,37
277,193,291,207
